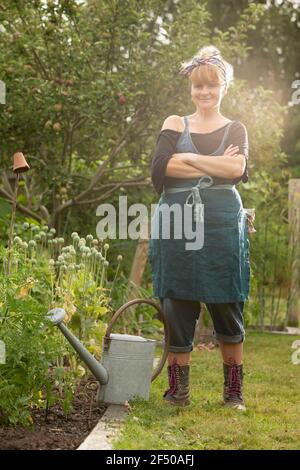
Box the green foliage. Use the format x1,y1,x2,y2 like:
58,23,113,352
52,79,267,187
0,249,78,426
0,0,263,230
0,199,11,243
0,223,123,425
0,0,298,429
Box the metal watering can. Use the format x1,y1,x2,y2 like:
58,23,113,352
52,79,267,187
47,299,170,405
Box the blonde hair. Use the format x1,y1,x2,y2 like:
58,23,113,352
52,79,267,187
179,45,234,88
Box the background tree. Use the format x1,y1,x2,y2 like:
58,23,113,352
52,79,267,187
0,0,297,327
207,0,300,173
1,0,272,233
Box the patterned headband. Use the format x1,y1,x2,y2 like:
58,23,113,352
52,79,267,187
179,52,227,83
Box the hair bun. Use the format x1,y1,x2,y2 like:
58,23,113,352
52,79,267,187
179,44,234,86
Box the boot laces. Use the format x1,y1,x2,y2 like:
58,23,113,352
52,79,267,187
227,364,242,400
164,360,180,396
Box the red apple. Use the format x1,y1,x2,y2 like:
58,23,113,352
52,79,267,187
119,94,126,105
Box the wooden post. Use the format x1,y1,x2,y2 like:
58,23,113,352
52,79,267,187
287,179,300,327
6,173,19,275
128,238,150,301
126,217,150,333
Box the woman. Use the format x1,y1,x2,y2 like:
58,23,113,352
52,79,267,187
148,46,250,411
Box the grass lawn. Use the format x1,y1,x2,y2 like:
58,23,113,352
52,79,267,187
113,332,300,450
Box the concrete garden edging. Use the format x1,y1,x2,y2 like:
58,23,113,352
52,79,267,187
77,404,128,450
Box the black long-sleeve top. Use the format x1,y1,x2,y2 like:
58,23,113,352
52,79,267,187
150,120,249,195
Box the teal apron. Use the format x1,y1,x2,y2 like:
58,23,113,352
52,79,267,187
148,117,250,303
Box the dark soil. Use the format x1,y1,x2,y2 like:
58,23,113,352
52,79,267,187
0,375,107,450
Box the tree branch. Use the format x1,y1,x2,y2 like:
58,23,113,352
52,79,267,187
71,180,151,206
91,176,149,192
13,1,51,80
0,188,44,223
2,172,14,196
52,106,146,219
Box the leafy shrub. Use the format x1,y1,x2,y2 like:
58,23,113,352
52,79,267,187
0,224,123,425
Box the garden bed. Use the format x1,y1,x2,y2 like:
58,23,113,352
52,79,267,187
0,375,107,450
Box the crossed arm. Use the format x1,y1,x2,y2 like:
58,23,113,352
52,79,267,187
165,146,246,179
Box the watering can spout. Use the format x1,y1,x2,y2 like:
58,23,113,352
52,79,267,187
46,308,109,385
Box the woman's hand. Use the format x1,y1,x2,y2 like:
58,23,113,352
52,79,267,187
224,144,240,157
244,209,256,234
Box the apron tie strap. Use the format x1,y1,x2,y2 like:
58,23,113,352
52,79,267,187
162,176,234,223
185,176,214,222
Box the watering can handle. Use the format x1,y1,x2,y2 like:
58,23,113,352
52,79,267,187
103,298,170,382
